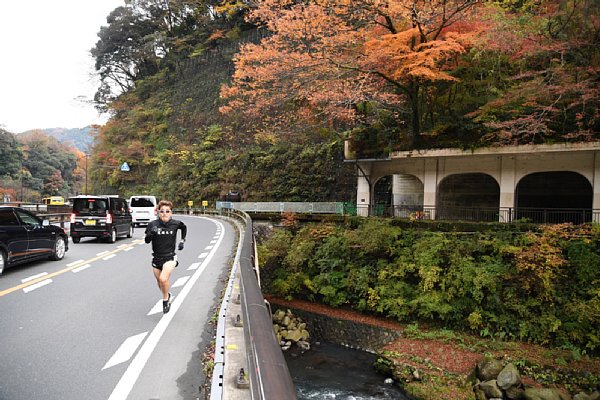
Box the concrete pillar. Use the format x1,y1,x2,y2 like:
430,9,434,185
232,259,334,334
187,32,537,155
422,159,438,219
593,152,600,222
392,174,424,217
499,156,517,222
356,162,371,217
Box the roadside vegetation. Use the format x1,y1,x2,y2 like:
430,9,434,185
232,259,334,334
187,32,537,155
258,218,600,354
258,218,600,397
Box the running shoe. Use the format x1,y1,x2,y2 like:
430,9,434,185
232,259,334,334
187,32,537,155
163,292,172,314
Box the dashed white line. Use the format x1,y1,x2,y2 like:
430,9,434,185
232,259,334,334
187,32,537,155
172,276,189,288
204,245,213,250
23,279,53,293
72,264,92,273
123,247,134,252
67,259,85,267
147,300,163,316
197,252,208,259
210,240,217,244
103,254,116,261
187,262,201,271
102,332,148,370
22,272,48,283
96,251,110,257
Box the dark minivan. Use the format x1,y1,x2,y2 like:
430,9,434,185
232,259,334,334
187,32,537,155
70,195,133,243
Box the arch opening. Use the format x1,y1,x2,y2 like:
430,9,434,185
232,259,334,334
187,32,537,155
437,173,500,221
373,175,393,216
516,171,592,224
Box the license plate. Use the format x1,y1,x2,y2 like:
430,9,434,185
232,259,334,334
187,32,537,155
85,219,96,226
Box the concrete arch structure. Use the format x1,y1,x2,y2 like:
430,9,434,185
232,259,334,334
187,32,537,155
350,142,600,221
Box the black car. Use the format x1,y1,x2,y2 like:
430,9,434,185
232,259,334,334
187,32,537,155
70,195,133,243
0,206,69,276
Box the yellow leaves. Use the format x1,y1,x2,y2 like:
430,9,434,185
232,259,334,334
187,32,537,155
419,265,442,291
514,228,569,301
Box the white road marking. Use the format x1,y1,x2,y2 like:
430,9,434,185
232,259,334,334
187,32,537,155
102,332,148,370
187,262,201,271
103,254,116,261
117,244,128,248
204,245,213,250
147,300,164,316
72,264,92,273
172,276,189,288
21,272,48,283
198,252,208,259
67,259,85,267
123,247,134,251
96,251,110,256
108,219,225,400
23,279,52,293
210,240,217,244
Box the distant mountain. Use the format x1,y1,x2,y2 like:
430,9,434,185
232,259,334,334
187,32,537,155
20,127,98,153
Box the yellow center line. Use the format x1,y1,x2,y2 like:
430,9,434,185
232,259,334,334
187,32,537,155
0,239,145,298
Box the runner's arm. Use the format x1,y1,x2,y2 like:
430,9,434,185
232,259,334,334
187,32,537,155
145,223,157,243
179,221,187,241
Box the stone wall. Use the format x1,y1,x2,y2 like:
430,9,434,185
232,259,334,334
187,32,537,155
274,306,401,353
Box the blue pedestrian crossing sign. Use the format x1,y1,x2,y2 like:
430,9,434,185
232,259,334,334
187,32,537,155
120,162,130,172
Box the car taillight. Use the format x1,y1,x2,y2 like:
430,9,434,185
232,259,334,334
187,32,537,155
128,208,132,213
107,213,113,224
70,213,76,224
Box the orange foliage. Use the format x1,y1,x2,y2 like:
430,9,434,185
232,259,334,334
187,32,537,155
220,0,484,140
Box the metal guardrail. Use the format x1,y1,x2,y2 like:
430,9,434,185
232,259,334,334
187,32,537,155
184,208,296,400
216,201,343,214
234,209,297,399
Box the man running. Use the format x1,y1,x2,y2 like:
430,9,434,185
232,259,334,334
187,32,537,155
144,200,187,313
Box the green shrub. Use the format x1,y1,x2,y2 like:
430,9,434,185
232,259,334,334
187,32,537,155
258,220,600,352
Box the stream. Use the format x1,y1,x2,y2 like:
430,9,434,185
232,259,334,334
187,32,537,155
284,341,411,400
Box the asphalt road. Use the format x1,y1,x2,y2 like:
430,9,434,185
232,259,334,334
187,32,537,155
0,215,236,400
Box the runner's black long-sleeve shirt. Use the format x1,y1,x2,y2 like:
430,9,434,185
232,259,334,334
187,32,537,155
144,218,187,258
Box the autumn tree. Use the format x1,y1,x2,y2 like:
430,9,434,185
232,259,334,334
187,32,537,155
470,0,600,144
18,132,78,197
220,0,484,146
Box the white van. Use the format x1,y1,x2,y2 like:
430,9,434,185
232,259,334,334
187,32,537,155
128,195,157,226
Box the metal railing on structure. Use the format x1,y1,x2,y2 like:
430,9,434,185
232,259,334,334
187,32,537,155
183,208,297,400
358,205,600,224
214,202,599,224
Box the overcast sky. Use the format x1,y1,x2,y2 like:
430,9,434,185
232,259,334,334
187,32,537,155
0,0,124,133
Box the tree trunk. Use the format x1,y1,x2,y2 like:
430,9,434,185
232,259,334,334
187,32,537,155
409,81,421,147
